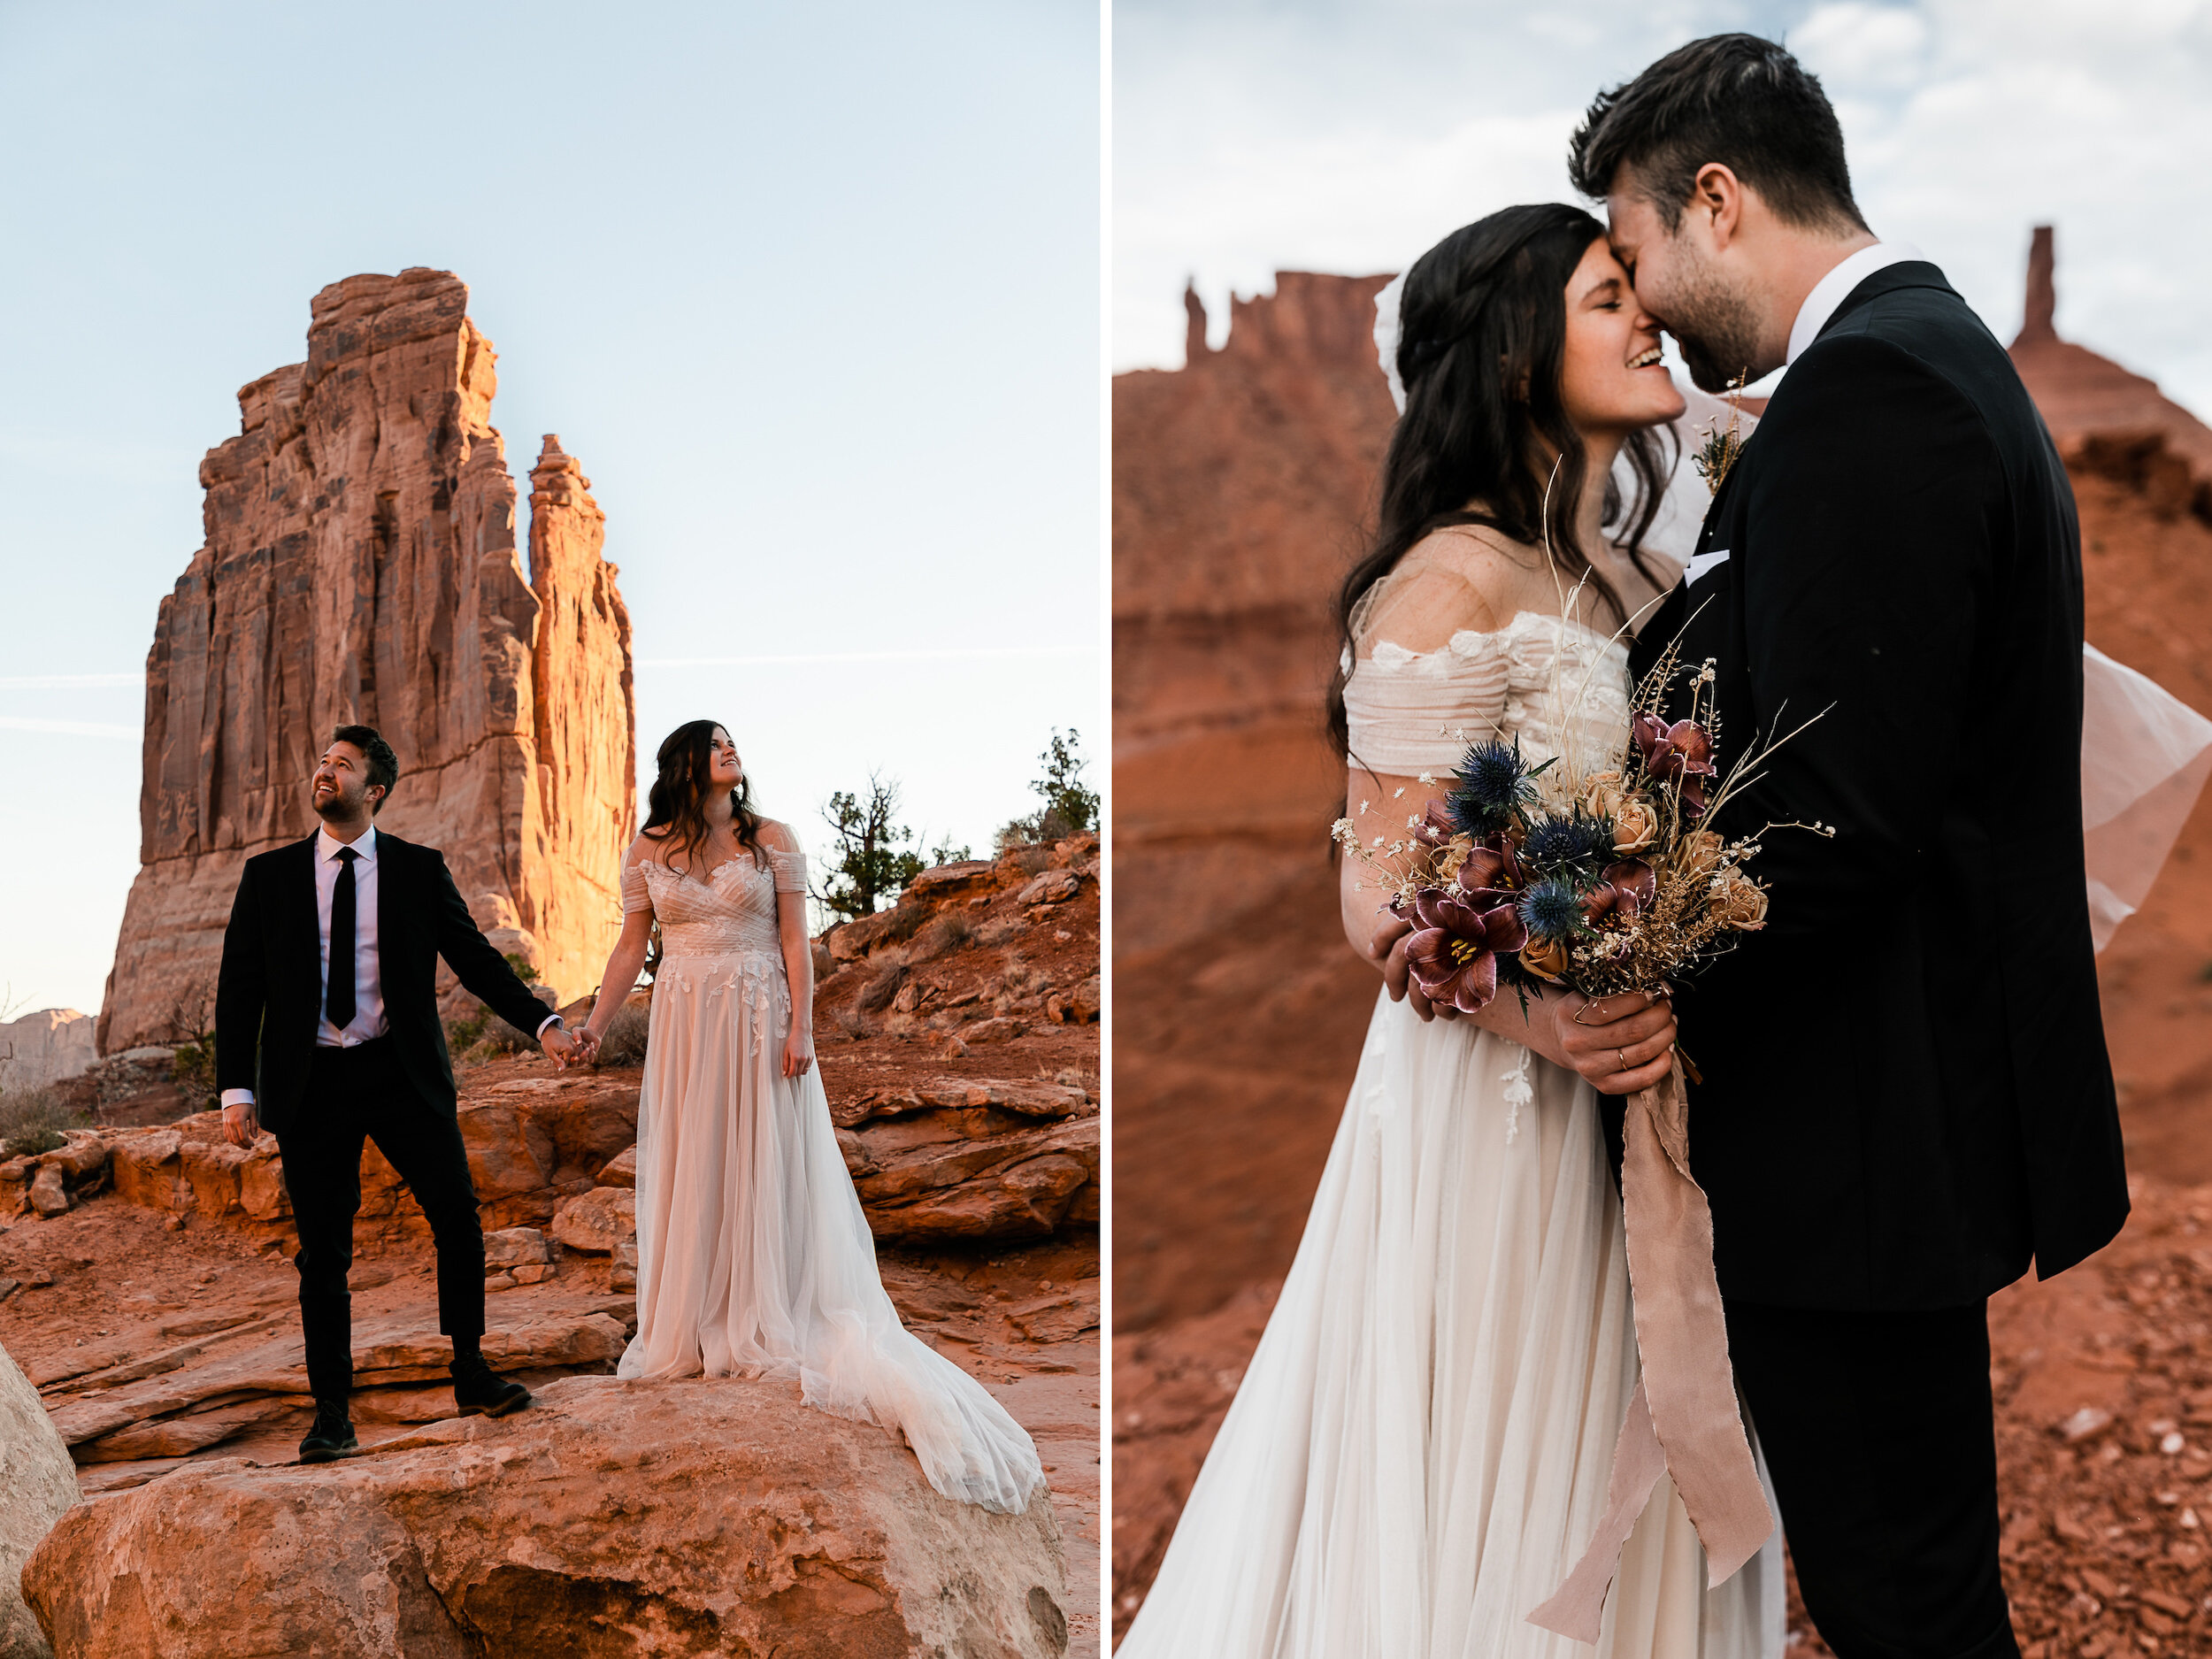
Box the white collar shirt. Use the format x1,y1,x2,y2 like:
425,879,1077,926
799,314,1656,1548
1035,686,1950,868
1783,240,1925,371
314,823,387,1048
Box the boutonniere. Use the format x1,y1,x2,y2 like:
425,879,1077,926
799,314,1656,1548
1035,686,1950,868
1693,373,1750,494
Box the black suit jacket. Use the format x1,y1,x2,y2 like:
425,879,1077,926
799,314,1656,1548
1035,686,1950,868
1624,262,2127,1311
214,830,556,1134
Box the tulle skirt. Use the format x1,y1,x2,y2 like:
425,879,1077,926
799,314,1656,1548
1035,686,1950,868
1118,989,1785,1657
620,947,1046,1514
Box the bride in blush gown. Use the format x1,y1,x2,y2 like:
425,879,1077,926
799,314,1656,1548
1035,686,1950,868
576,718,1046,1514
1118,204,1785,1658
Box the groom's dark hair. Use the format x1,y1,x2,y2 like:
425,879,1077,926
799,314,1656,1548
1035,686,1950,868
332,723,399,814
1568,35,1868,236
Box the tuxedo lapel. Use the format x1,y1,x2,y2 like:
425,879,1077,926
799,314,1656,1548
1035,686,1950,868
284,836,320,995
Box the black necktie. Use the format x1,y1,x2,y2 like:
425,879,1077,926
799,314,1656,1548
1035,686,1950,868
326,846,358,1029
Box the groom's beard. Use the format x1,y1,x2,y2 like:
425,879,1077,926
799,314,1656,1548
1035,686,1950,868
1657,262,1765,395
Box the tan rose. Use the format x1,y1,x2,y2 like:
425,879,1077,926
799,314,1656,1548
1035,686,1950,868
1520,935,1571,982
1609,795,1659,853
1676,830,1724,879
1582,770,1625,818
1710,874,1769,931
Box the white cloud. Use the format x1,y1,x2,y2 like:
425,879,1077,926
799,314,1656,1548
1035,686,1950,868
1117,0,2212,418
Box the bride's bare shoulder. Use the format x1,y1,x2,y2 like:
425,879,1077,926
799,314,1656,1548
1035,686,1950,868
755,818,802,853
623,831,664,867
1355,526,1537,655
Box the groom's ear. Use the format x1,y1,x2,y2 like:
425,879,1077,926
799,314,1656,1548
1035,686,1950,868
1686,163,1744,250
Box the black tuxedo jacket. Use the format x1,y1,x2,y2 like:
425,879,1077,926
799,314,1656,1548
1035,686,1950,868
1624,262,2126,1311
214,830,555,1134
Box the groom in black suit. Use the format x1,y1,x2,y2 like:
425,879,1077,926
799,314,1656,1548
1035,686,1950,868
1574,36,2124,1659
216,725,581,1460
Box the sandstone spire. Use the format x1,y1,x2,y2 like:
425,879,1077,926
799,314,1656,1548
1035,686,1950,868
526,434,636,997
2016,225,2057,346
98,272,636,1052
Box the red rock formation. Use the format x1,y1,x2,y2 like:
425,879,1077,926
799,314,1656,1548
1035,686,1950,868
2009,224,2212,514
98,272,634,1052
525,435,636,998
1112,274,1394,1338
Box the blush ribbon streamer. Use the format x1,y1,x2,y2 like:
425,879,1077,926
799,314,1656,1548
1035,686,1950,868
1526,1056,1773,1641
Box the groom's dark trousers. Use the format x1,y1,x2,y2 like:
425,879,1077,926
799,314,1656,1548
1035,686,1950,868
216,829,557,1404
1621,262,2129,1658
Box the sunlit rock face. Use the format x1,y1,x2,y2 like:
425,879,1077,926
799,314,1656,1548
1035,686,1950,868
99,271,635,1053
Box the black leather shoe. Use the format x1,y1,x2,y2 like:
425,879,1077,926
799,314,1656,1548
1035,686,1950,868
298,1402,357,1463
452,1358,532,1417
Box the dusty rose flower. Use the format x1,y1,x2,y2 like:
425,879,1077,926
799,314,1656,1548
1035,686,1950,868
1632,711,1717,813
1404,889,1530,1013
1519,933,1571,983
1711,874,1769,930
1600,858,1657,919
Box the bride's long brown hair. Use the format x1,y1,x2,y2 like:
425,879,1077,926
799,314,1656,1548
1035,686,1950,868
1326,204,1671,764
641,720,766,874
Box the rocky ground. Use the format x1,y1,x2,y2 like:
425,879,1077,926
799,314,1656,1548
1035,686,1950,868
2,835,1101,1656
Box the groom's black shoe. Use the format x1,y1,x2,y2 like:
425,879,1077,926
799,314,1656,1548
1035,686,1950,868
452,1356,532,1418
298,1400,357,1463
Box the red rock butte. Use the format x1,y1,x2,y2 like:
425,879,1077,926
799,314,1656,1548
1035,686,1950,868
99,269,636,1054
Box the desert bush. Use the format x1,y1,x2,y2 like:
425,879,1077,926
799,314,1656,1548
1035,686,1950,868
0,1087,88,1159
997,729,1099,849
833,1004,878,1041
1000,956,1048,998
857,963,909,1015
595,1001,651,1068
910,912,972,963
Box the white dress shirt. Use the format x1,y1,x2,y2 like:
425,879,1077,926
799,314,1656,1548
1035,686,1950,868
220,823,557,1110
1737,240,1925,398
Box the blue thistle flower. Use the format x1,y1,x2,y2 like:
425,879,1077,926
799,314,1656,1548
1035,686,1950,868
1517,878,1586,944
1518,809,1614,884
1445,740,1532,837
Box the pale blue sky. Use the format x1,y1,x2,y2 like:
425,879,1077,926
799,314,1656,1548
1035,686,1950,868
1117,0,2212,426
0,0,1102,1018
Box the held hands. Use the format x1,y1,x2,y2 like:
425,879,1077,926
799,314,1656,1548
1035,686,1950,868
541,1026,582,1070
781,1027,814,1079
220,1100,259,1147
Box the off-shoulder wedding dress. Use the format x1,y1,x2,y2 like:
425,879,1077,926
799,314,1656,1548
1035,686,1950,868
1118,606,1786,1657
618,835,1046,1514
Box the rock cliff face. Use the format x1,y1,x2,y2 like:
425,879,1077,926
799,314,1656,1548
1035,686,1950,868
0,1010,96,1094
98,271,635,1053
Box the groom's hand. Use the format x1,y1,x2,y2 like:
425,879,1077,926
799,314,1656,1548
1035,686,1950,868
1549,992,1677,1096
221,1100,259,1146
541,1026,580,1069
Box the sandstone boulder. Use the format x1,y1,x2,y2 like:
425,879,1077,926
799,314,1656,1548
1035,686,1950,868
1017,870,1081,908
1,1337,76,1659
24,1374,1069,1659
549,1187,635,1254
